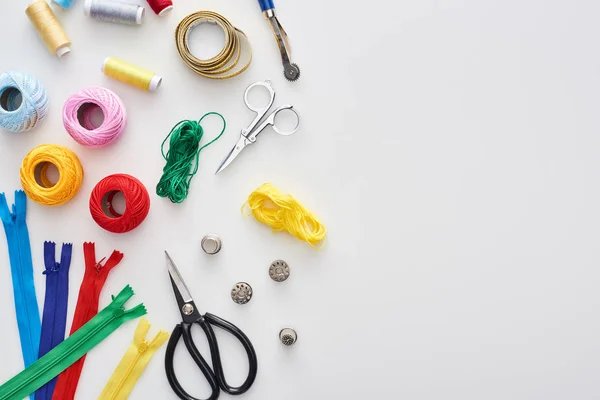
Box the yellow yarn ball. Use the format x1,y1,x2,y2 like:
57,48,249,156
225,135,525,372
20,144,84,206
243,183,326,248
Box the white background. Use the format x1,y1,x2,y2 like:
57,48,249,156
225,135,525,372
1,0,600,399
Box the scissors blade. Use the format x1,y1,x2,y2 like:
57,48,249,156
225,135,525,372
215,136,249,175
165,251,193,304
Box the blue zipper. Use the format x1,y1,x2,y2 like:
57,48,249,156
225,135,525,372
35,241,72,400
0,191,41,400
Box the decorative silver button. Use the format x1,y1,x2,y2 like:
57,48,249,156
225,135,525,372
279,328,297,346
201,234,222,255
269,260,290,282
231,282,253,304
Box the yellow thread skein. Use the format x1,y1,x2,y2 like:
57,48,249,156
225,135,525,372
20,144,84,206
243,183,326,248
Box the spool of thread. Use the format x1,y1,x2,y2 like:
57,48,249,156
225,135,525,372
20,144,84,206
84,0,144,25
26,0,71,58
0,71,49,132
52,0,75,10
63,87,127,148
102,57,162,92
243,183,327,248
90,174,150,233
146,0,172,16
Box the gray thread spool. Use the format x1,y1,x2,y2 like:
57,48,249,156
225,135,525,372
84,0,144,25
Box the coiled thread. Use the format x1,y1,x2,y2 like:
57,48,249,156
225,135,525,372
84,0,145,25
0,71,49,132
156,113,226,203
26,0,71,58
90,174,150,233
243,183,327,248
20,144,84,207
102,57,162,91
175,11,252,79
146,0,172,16
63,87,127,148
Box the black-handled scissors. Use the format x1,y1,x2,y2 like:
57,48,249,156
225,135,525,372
164,251,258,400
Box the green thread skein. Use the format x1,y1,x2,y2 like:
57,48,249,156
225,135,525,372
156,112,226,203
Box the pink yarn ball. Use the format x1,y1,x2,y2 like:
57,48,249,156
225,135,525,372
62,87,127,147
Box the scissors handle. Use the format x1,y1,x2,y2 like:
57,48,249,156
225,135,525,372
203,313,258,394
246,105,299,142
242,80,276,138
165,314,258,400
165,322,219,400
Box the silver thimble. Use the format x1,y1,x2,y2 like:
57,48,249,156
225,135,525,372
269,260,290,282
231,282,253,304
201,234,222,255
279,328,297,346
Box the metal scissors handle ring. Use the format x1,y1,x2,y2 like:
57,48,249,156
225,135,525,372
242,80,276,137
271,105,299,136
245,105,299,142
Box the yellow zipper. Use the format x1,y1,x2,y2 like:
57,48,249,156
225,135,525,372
98,318,169,400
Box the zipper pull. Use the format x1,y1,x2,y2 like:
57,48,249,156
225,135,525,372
95,256,107,271
121,304,147,321
42,263,60,275
112,307,125,318
111,302,146,324
133,318,169,354
43,241,58,275
138,342,149,354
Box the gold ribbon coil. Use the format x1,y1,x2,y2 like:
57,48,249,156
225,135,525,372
175,11,252,79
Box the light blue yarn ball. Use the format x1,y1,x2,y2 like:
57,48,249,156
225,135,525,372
0,71,49,133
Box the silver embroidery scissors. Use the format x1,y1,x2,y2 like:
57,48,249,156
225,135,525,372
215,80,300,174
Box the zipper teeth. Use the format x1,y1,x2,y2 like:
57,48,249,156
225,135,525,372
108,350,143,400
4,312,119,399
14,218,35,363
49,262,60,349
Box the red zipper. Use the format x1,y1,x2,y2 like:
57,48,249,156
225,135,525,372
51,242,123,400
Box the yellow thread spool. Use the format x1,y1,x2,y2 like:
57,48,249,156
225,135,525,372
243,183,327,248
102,57,162,92
20,144,84,206
25,0,71,58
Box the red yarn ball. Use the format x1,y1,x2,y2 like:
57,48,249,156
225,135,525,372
89,174,150,233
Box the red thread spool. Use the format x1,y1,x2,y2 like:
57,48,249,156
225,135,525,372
89,174,150,233
146,0,173,15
